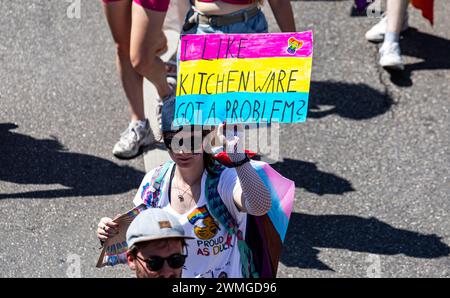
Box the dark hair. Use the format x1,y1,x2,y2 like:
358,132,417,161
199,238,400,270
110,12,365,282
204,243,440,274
201,128,218,176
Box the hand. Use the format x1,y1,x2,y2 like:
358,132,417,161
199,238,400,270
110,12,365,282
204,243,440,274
216,122,245,155
203,123,247,166
97,217,119,242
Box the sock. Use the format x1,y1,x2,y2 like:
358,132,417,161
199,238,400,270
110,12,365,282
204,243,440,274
385,31,400,43
133,119,147,129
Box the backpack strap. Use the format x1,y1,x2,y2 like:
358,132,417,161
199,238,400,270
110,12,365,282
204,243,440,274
142,161,173,207
204,163,258,278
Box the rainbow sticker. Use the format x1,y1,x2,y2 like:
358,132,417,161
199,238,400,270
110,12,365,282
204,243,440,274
176,31,313,125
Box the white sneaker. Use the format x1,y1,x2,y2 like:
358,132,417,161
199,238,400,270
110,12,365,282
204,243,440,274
379,41,404,70
113,119,155,159
365,15,409,43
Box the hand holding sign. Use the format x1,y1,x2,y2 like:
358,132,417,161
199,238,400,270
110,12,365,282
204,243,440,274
97,216,119,242
96,205,148,268
218,122,245,154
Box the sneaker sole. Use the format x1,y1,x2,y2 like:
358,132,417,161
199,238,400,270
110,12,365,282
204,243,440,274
366,27,410,43
367,36,384,43
113,137,157,160
381,63,405,71
113,143,154,160
113,135,165,160
113,150,143,160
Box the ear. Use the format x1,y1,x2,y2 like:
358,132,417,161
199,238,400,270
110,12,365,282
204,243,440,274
126,251,137,271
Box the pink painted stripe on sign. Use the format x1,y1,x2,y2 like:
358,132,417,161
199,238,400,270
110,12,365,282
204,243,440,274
180,31,313,61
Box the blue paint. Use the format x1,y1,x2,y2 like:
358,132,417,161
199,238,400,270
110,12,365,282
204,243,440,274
174,92,309,125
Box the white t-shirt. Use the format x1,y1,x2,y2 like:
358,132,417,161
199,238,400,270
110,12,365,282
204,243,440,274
133,163,247,278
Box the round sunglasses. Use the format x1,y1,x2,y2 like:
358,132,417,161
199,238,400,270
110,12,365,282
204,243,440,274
135,253,187,271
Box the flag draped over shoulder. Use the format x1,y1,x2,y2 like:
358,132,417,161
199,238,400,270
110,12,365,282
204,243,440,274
245,161,295,277
210,151,296,277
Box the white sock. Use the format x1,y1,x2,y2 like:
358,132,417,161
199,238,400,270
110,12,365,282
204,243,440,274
385,31,400,44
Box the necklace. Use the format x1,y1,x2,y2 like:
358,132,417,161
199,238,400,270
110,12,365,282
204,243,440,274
175,174,201,204
176,179,190,202
169,165,202,212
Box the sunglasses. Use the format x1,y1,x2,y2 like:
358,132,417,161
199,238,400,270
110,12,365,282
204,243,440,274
136,253,187,271
163,134,203,153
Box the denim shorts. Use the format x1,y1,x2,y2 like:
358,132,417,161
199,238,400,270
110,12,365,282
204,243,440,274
181,7,269,35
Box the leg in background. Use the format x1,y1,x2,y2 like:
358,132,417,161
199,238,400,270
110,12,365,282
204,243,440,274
103,0,146,122
130,2,172,100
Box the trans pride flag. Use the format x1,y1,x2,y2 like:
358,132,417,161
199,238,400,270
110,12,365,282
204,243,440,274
246,160,295,277
176,32,313,125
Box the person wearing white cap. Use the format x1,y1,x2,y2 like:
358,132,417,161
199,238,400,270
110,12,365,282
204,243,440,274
126,208,194,278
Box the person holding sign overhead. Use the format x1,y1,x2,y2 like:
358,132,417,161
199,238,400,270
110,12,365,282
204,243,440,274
97,0,299,278
97,97,276,278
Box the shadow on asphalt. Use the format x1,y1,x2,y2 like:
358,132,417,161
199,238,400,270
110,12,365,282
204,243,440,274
281,213,450,270
386,28,450,87
308,81,394,120
0,123,145,200
272,158,355,196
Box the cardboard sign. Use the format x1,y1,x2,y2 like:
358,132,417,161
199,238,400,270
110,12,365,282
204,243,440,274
96,204,148,268
175,31,313,125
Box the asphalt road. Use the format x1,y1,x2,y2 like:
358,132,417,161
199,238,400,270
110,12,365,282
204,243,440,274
0,0,449,278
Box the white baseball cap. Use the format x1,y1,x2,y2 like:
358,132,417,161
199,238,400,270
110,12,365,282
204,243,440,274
126,208,194,248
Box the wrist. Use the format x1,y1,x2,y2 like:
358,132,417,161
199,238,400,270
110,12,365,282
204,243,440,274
229,152,246,162
229,153,250,167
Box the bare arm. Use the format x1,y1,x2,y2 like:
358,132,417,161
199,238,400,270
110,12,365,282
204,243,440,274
268,0,296,32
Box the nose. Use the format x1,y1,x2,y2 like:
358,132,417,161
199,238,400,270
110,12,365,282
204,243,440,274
159,261,176,278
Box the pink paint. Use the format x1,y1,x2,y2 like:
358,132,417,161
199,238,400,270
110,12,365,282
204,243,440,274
253,161,295,219
262,164,295,219
281,182,295,220
180,31,313,61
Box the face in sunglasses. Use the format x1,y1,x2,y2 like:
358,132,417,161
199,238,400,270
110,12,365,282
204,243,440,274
128,239,186,278
136,253,187,271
